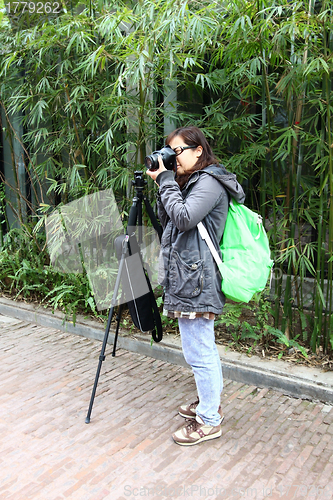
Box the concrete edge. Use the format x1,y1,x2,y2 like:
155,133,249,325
0,297,333,405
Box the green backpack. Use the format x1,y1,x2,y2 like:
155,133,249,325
197,198,274,303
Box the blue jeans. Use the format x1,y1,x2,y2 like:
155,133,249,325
178,317,223,426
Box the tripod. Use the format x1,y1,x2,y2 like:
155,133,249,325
85,171,163,424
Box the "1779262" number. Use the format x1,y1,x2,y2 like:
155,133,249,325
5,2,62,14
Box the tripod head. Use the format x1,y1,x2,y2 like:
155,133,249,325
132,171,147,194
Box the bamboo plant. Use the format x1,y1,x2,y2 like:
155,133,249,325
1,0,333,352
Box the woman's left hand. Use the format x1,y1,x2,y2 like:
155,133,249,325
145,156,167,183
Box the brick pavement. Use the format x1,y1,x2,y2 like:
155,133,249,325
0,314,333,500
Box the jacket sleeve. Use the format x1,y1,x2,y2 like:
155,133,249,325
156,193,170,229
156,170,226,232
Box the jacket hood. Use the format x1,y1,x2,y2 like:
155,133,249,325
201,164,246,204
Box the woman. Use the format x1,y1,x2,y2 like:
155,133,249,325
146,126,245,446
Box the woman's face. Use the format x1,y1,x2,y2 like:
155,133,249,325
168,135,203,177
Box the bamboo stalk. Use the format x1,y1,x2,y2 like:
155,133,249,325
281,0,314,335
258,1,283,327
64,85,88,181
3,120,24,225
312,158,325,351
324,37,333,353
0,100,44,206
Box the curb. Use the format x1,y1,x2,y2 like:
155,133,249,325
0,297,333,404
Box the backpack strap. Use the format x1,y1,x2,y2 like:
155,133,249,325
197,221,222,269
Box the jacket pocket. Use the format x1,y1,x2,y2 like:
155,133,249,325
169,250,204,298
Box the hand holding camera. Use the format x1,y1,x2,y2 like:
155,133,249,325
145,156,166,182
145,145,176,182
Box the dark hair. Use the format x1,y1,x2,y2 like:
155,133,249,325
166,126,219,189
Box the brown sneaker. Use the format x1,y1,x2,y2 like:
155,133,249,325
172,415,222,446
178,398,224,424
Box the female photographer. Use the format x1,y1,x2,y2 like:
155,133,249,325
146,126,245,446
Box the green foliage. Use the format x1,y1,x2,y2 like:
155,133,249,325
0,227,98,322
0,0,333,354
270,328,308,359
156,294,178,331
216,296,308,359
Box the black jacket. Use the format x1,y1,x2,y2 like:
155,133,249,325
156,164,245,315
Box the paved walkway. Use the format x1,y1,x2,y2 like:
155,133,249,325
0,314,333,500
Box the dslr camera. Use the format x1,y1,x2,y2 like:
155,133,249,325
144,145,176,172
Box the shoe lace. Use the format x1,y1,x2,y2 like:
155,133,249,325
185,418,202,432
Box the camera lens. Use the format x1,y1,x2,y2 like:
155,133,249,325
144,154,158,171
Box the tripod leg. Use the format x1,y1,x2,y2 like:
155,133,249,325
85,236,128,424
112,302,123,357
143,195,162,242
85,304,115,424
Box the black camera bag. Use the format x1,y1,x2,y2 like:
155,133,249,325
114,234,163,343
